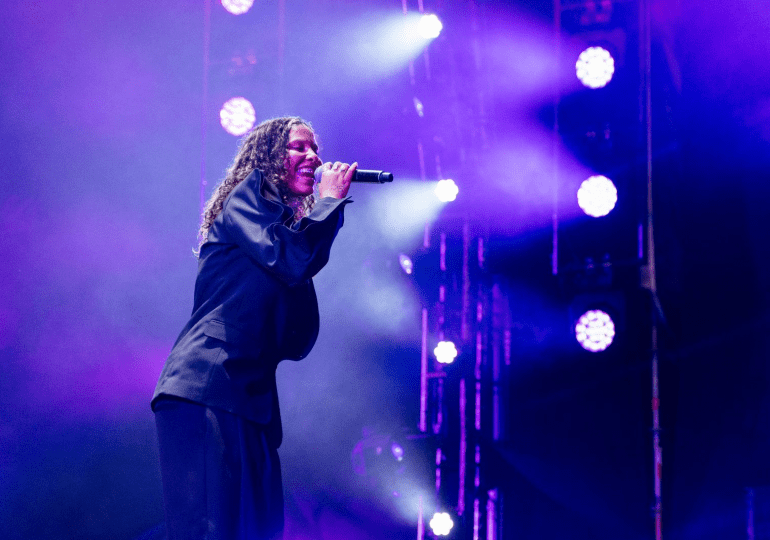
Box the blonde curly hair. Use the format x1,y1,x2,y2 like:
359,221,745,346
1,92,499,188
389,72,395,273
195,116,315,256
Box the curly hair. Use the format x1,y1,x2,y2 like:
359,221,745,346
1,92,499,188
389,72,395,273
195,116,315,256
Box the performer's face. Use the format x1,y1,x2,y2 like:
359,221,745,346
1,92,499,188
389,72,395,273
284,124,321,197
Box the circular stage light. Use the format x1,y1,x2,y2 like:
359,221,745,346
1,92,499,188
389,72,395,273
418,14,443,39
576,46,615,89
577,175,617,217
434,341,458,364
221,0,255,15
220,97,256,136
575,309,615,352
435,179,458,202
429,512,454,536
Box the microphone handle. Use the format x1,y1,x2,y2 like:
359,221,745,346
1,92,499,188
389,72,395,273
352,170,394,183
313,166,394,183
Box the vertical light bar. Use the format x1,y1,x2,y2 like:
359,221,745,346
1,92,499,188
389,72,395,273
440,232,447,271
491,282,502,441
493,386,500,441
504,328,511,366
475,331,482,381
433,378,444,435
417,495,424,540
461,222,471,341
419,307,428,432
458,378,467,516
417,140,426,182
473,498,481,540
748,488,755,540
477,237,485,269
652,326,663,540
486,489,498,540
435,154,444,181
475,381,482,432
436,448,443,493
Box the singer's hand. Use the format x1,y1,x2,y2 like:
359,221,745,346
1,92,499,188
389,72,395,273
317,161,357,199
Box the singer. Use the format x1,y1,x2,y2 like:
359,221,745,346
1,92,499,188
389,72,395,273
151,116,356,540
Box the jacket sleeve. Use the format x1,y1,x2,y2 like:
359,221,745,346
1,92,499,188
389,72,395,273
222,176,351,285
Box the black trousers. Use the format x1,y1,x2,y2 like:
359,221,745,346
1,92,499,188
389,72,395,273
154,397,284,540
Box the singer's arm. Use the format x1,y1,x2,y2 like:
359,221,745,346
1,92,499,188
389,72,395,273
221,171,351,286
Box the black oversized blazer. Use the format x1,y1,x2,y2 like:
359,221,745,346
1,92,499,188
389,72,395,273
152,169,350,441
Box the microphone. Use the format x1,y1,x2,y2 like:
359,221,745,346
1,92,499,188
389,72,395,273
314,166,394,184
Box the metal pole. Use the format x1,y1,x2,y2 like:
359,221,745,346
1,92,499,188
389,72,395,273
552,0,561,276
639,0,662,537
199,0,211,214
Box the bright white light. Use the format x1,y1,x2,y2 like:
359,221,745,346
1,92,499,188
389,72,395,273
221,0,255,15
576,46,615,89
435,179,459,202
220,97,256,136
418,14,443,39
373,180,445,243
221,0,254,15
577,175,617,217
342,14,434,81
413,96,425,117
575,309,615,352
430,512,454,536
391,442,404,462
398,253,414,275
434,341,458,364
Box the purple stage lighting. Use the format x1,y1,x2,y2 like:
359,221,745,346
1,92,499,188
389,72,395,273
429,512,454,536
221,0,254,15
577,175,618,217
575,309,616,352
418,14,443,39
434,341,458,364
576,46,615,89
220,97,256,136
399,253,414,275
435,179,459,202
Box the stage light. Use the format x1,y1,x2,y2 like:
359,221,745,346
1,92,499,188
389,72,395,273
220,97,256,136
577,175,617,217
391,441,404,462
435,179,458,202
575,309,615,352
221,0,254,15
399,253,414,275
418,14,443,39
434,341,458,364
413,96,425,117
576,46,615,89
429,512,454,536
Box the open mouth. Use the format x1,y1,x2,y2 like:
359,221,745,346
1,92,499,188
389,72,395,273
297,167,315,178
